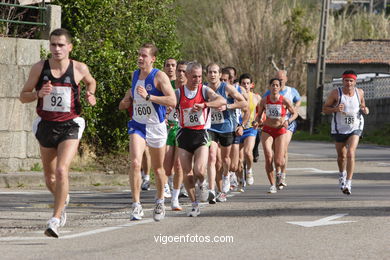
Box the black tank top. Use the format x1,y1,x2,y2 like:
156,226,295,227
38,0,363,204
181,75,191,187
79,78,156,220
36,60,81,121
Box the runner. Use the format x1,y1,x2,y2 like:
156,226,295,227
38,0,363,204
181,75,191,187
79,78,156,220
206,64,247,203
256,78,297,193
162,58,177,198
238,73,261,187
322,70,369,195
19,28,97,238
119,43,176,221
176,62,226,216
222,67,248,192
263,70,301,189
163,60,188,210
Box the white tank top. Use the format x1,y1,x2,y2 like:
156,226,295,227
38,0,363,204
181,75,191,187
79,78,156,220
331,87,364,134
132,79,160,124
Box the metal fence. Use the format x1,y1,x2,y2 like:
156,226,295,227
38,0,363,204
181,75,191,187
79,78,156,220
0,1,47,26
323,76,390,100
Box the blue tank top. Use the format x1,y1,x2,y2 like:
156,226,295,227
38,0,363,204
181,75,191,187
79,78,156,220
210,82,236,133
131,68,166,124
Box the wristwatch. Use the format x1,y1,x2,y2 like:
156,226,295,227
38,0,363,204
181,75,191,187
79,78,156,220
145,94,151,101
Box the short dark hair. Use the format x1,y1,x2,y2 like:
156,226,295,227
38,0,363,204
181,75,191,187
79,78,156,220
269,78,282,85
50,28,72,43
177,60,189,67
141,43,158,57
239,73,252,84
223,66,237,77
164,58,177,67
342,70,357,77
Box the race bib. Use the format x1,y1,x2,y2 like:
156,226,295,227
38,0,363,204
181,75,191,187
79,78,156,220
134,102,153,117
342,114,355,126
183,108,205,127
167,108,179,122
42,86,71,112
210,108,224,124
266,104,282,119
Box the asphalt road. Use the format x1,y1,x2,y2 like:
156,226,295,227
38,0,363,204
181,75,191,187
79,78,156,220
0,141,389,260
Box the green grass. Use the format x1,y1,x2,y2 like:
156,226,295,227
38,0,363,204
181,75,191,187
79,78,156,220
30,163,43,172
294,123,390,146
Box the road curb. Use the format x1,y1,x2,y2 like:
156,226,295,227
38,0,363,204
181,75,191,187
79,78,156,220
0,172,129,189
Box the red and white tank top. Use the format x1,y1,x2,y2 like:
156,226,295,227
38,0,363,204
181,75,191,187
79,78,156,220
265,95,286,119
36,60,81,121
178,84,209,130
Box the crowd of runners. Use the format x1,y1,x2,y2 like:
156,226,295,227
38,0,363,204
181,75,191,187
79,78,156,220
19,28,369,238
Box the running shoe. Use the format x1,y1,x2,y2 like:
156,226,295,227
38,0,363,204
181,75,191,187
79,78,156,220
268,185,277,194
343,183,352,195
179,185,188,198
222,175,230,193
59,194,70,227
171,199,182,211
187,204,200,217
280,173,287,187
44,217,60,238
338,172,346,190
141,179,150,191
247,172,254,185
130,204,144,221
230,172,238,191
216,192,227,202
199,182,209,202
153,203,166,221
208,190,216,204
276,173,282,187
164,184,172,198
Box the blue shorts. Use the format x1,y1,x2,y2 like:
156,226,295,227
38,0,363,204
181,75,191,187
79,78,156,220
240,128,258,143
287,120,298,133
127,120,167,148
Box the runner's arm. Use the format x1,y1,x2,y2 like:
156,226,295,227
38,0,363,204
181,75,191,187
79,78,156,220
226,84,247,110
119,88,133,110
19,62,44,103
78,62,97,106
322,89,341,114
142,71,176,107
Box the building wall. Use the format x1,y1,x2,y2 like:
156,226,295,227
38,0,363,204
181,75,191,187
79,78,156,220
0,37,49,171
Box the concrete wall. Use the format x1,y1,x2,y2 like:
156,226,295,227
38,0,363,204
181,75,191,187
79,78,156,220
0,38,49,172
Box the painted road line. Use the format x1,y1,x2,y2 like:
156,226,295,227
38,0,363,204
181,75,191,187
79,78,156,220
286,167,338,174
287,213,356,227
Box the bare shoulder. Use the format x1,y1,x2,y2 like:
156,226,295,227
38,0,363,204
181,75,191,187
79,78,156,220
156,70,170,82
30,60,45,74
73,60,90,75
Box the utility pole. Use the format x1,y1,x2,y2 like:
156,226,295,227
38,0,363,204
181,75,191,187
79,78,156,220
310,0,330,134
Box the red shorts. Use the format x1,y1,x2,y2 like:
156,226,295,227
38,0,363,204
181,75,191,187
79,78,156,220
262,125,286,139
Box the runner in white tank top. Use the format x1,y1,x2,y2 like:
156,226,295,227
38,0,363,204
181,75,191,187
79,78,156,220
323,70,369,195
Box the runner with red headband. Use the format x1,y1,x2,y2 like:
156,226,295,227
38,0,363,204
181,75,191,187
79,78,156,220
323,70,369,195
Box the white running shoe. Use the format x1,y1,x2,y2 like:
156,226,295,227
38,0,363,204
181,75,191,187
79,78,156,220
276,173,282,187
229,172,238,190
153,203,166,221
338,172,346,190
343,182,352,195
222,175,230,193
44,217,60,238
280,173,287,187
216,192,227,202
199,182,209,202
141,179,150,191
268,185,277,194
59,194,70,227
187,205,200,217
130,204,144,221
247,172,254,185
171,199,182,211
164,184,172,198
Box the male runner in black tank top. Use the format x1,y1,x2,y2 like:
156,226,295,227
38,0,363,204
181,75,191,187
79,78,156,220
19,28,96,238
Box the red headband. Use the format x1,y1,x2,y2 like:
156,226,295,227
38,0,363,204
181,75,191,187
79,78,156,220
342,74,357,80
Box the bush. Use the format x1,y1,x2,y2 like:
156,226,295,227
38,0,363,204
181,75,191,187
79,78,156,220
52,0,181,154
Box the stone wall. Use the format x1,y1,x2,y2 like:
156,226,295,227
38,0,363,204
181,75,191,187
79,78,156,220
0,37,49,172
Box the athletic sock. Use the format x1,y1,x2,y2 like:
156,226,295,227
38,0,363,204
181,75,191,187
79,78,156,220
172,189,180,201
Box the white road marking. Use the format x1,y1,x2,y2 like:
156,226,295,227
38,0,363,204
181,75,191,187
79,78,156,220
286,167,338,174
287,213,356,227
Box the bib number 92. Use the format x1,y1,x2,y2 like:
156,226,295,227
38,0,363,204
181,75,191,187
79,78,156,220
51,96,62,107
